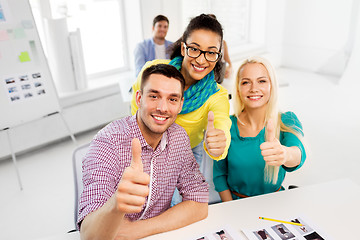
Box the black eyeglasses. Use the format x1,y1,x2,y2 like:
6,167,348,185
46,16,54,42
183,43,221,62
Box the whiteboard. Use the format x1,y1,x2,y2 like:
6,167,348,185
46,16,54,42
0,0,60,129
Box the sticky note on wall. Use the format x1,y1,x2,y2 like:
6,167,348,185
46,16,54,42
21,20,34,29
0,9,6,22
0,29,9,41
13,28,26,39
19,51,31,62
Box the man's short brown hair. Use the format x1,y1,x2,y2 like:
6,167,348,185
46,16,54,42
153,15,169,27
141,64,185,97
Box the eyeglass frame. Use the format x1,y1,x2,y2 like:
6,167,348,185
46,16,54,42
182,43,222,62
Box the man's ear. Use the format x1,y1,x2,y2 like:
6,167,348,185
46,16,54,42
135,90,142,108
180,42,185,57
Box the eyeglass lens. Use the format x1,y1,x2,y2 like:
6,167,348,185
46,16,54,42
185,45,220,62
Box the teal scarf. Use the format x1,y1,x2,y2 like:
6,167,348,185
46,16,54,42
169,56,219,114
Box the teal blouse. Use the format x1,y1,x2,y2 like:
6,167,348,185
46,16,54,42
213,111,306,199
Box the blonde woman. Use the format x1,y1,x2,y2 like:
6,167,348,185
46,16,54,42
213,56,306,201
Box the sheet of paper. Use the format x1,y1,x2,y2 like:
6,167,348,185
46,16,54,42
189,225,245,240
242,216,332,240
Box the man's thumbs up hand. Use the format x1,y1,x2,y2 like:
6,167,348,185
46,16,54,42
130,138,143,171
115,138,150,214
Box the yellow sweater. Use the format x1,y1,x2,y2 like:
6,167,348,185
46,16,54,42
131,59,231,160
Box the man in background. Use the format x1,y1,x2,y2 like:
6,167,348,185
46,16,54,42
134,15,173,76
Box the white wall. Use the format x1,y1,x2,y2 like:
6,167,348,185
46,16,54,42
340,0,360,85
124,0,142,72
264,0,286,67
277,0,354,76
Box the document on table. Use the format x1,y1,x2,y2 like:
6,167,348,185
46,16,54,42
242,215,332,240
188,225,245,240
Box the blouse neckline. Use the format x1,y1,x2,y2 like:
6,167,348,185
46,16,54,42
232,115,265,140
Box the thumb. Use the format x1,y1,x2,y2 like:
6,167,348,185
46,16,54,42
131,138,143,171
207,111,215,131
266,119,276,142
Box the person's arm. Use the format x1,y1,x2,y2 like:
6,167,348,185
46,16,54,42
80,138,150,240
213,154,232,202
115,200,207,239
134,42,146,77
80,194,126,240
204,86,231,160
205,111,227,158
282,146,301,168
222,40,232,79
218,190,233,202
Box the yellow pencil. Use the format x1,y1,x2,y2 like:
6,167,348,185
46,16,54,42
259,217,303,226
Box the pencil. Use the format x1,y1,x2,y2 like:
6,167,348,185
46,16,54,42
259,217,303,226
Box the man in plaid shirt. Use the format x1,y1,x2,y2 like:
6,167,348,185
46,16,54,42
78,64,209,240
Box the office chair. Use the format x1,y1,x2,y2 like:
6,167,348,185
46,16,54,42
71,142,90,230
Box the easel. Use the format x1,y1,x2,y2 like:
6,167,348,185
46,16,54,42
2,111,76,190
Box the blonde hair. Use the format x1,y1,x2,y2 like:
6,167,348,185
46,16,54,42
233,56,304,184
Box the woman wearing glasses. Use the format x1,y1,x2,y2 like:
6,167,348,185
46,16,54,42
131,14,231,204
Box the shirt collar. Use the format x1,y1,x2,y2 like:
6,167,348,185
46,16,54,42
131,113,168,151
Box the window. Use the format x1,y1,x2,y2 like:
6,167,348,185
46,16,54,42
30,0,129,80
66,0,128,77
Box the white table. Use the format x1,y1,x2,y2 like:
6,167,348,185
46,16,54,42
45,178,360,239
144,178,360,239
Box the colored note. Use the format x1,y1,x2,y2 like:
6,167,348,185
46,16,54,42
0,9,5,22
29,40,39,63
19,51,31,62
21,20,34,29
0,29,9,41
13,28,26,39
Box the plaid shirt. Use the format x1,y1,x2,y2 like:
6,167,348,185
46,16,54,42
77,115,209,229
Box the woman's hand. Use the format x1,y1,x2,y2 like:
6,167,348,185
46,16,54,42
205,111,227,158
260,119,287,166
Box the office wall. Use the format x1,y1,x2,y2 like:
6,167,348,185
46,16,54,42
124,0,142,72
340,0,360,85
264,0,286,67
278,0,354,76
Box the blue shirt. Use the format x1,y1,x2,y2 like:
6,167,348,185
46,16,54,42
134,38,173,76
213,111,306,199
